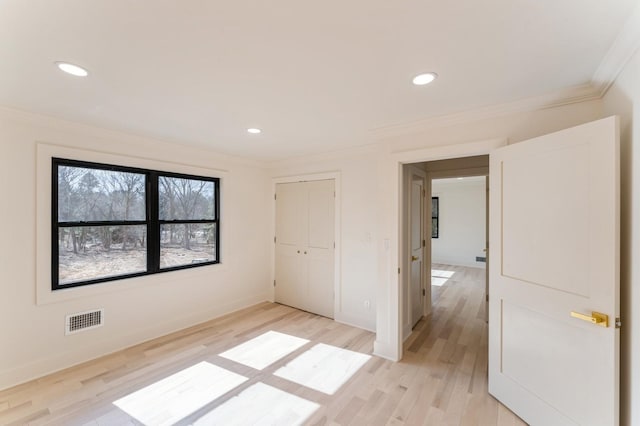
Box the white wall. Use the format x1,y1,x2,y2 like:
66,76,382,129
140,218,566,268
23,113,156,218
0,108,272,390
431,177,486,268
269,99,603,359
602,45,640,426
269,146,380,331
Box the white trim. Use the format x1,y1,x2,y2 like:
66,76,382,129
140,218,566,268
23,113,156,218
592,1,640,97
392,138,507,164
1,106,264,169
334,315,375,333
271,172,342,321
378,137,507,362
373,339,398,362
371,84,599,139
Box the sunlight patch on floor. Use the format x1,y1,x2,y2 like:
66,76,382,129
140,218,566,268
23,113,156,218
113,361,247,426
274,343,371,395
192,382,319,425
432,269,455,278
431,276,449,287
432,269,455,286
219,330,309,370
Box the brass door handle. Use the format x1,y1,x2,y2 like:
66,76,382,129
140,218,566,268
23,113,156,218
411,255,418,261
570,311,609,328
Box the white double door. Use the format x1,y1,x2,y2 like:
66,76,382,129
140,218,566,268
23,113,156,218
275,180,335,318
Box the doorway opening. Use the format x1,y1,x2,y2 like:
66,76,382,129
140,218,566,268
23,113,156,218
401,155,489,344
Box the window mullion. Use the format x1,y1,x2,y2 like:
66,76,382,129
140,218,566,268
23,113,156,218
148,171,159,273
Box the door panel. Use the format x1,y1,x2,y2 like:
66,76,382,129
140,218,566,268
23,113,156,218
307,252,334,318
502,144,590,296
275,183,305,247
489,116,619,426
275,244,306,310
501,300,600,421
308,180,334,249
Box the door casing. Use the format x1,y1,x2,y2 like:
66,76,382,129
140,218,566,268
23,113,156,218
374,137,506,362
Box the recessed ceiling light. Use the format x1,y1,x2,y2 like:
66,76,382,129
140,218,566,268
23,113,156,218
247,128,261,134
412,72,437,86
55,61,89,77
457,177,464,180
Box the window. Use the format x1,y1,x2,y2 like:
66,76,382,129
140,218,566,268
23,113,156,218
52,158,219,290
431,196,439,238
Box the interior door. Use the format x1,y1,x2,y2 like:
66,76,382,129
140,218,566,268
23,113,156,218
409,175,425,327
275,182,307,311
275,180,335,318
306,180,335,318
485,176,489,322
488,116,619,426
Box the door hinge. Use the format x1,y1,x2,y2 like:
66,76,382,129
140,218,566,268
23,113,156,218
273,280,276,287
422,288,426,296
486,295,489,302
274,193,277,200
615,317,622,329
333,242,335,248
398,267,401,275
274,236,276,243
422,239,426,247
422,189,426,197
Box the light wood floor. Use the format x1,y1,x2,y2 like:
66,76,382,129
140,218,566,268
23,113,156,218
0,264,526,425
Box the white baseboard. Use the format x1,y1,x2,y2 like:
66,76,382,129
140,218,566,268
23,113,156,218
373,339,400,361
334,312,375,332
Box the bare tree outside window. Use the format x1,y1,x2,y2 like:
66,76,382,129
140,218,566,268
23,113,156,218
158,176,216,268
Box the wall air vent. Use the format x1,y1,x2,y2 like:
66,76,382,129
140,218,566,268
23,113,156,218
65,309,104,335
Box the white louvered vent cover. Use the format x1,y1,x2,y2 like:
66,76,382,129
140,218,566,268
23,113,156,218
65,309,104,335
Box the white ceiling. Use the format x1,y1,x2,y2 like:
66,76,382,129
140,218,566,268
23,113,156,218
0,1,635,160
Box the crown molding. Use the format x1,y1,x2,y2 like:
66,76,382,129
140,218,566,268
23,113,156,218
372,2,640,141
0,105,268,169
371,83,601,140
592,1,640,97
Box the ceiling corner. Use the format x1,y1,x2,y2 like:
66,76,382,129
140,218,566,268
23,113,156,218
591,1,640,97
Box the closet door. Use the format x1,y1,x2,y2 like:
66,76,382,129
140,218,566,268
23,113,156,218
274,182,307,311
306,180,335,318
275,180,334,318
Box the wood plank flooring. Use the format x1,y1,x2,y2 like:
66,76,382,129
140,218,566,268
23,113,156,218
0,264,526,425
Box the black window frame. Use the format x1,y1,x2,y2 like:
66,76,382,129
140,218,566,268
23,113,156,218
431,196,439,239
52,158,220,290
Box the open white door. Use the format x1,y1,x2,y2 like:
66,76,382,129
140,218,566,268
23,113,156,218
409,172,425,328
489,116,620,426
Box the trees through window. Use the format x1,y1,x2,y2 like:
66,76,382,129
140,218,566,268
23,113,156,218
52,158,220,289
